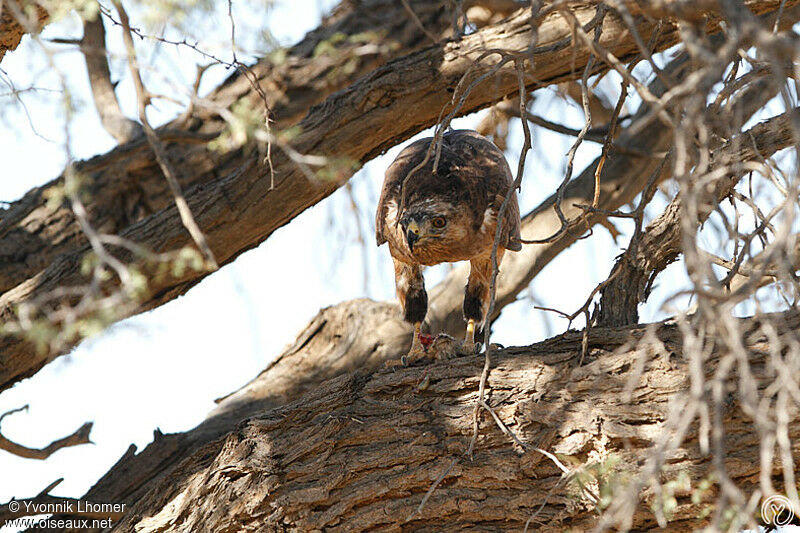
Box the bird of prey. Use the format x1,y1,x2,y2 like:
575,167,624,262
376,129,522,362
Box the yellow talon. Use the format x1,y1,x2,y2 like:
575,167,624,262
462,319,478,354
465,319,476,345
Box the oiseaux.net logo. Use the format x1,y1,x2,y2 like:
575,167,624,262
762,495,796,527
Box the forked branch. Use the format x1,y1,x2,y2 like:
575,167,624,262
0,406,93,460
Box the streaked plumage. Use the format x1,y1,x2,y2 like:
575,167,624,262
376,129,522,361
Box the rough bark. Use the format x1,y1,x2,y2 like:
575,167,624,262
1,0,794,393
50,309,800,532
0,0,466,297
72,299,411,521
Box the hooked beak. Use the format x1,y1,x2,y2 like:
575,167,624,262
406,220,421,251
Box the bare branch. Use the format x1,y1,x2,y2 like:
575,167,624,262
400,0,439,44
0,405,93,460
0,0,796,396
79,15,142,143
112,0,217,270
597,110,800,326
558,80,614,123
98,311,800,531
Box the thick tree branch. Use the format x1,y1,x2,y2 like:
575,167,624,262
725,237,800,296
113,0,217,268
427,42,686,335
427,12,795,337
0,0,457,389
0,0,457,296
80,311,800,531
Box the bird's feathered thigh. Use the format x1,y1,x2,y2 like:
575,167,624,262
375,130,522,266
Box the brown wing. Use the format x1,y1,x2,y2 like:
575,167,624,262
375,130,522,251
445,130,522,252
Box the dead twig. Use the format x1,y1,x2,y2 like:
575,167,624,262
0,406,93,460
112,0,218,270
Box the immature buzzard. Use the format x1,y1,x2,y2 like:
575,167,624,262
376,130,522,362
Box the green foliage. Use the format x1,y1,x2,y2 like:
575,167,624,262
139,0,215,30
43,172,91,213
207,102,360,186
208,98,264,152
15,318,59,355
79,251,99,277
10,308,119,355
60,311,117,345
690,475,715,519
565,457,724,526
566,453,627,510
27,0,99,23
313,30,386,58
316,156,361,183
310,30,397,83
650,471,691,521
267,47,288,66
276,124,302,143
160,247,205,278
313,32,347,58
126,266,149,299
329,57,360,82
7,245,208,355
43,184,67,213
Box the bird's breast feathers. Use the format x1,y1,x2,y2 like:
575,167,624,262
381,199,499,265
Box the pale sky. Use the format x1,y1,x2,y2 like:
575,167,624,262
2,2,783,531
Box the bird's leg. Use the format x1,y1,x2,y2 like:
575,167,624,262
402,322,427,365
391,258,431,365
462,252,504,355
462,279,485,355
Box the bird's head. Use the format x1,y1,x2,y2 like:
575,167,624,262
399,203,455,253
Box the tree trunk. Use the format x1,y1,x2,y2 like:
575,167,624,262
46,308,800,532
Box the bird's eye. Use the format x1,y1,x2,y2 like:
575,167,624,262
431,216,447,229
